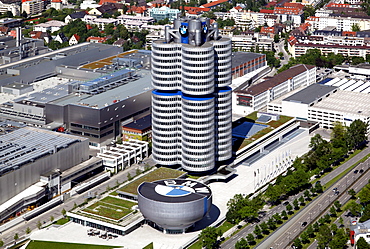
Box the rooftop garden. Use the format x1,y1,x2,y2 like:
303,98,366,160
81,196,136,221
114,167,186,195
232,112,294,151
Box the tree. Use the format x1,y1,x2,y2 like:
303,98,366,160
127,172,132,181
351,23,361,31
304,190,311,200
61,208,67,217
246,233,255,245
338,217,344,227
37,220,42,229
286,203,293,214
348,188,357,199
317,224,331,249
357,237,370,249
267,217,276,230
329,228,347,248
346,120,368,150
293,238,302,249
293,199,299,210
265,184,282,203
306,225,314,238
315,181,323,193
331,121,347,149
0,240,3,247
254,224,262,238
274,33,280,43
26,227,31,234
352,56,365,65
359,184,370,204
136,168,142,176
334,200,342,211
21,11,28,18
313,222,320,232
281,210,288,219
330,206,337,217
260,222,269,234
199,227,222,249
347,201,362,216
50,215,54,223
300,231,309,244
273,213,282,224
14,233,19,241
299,196,305,206
235,238,249,249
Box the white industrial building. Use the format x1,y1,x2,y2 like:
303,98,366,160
267,84,370,129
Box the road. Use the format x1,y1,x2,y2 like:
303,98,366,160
0,156,155,248
274,40,290,66
257,157,370,249
221,146,370,249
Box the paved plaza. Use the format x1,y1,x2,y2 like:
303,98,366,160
29,130,311,249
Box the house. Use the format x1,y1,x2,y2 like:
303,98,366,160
54,32,68,43
87,36,107,43
80,0,100,10
201,0,229,9
30,30,51,43
88,2,123,16
113,38,127,47
33,20,66,33
126,5,147,16
69,34,80,45
51,0,62,10
0,26,9,36
65,11,87,23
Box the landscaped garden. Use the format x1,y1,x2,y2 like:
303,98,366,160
82,196,136,221
114,167,185,195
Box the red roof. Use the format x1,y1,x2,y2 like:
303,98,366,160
260,9,274,13
99,0,117,4
86,24,92,30
184,6,210,12
8,30,16,38
201,0,228,8
327,2,350,8
261,26,275,33
87,36,107,43
71,34,80,41
299,22,310,31
283,2,304,9
234,6,242,10
266,1,277,8
51,0,62,2
274,7,302,15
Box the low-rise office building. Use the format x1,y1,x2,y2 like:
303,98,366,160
233,64,316,115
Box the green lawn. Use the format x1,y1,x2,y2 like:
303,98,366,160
55,217,70,225
82,196,136,220
115,167,185,195
26,241,121,249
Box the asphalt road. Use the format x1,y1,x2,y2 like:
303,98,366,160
257,158,370,249
0,156,155,248
221,145,370,249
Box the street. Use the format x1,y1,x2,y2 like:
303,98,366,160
221,145,370,249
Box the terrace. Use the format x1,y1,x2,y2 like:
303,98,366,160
232,112,294,152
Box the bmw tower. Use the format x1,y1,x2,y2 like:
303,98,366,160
151,17,232,173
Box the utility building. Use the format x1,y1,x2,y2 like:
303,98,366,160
151,17,232,173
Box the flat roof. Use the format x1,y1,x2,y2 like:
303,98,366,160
231,52,264,68
52,70,152,108
123,114,151,131
312,90,370,116
283,84,338,104
0,127,86,174
2,82,33,90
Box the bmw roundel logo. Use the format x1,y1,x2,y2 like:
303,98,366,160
155,184,194,197
179,25,188,37
202,25,208,34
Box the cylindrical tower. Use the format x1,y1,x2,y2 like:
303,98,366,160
151,17,232,173
181,96,215,172
151,90,181,165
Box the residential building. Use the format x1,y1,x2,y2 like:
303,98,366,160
151,17,232,173
69,34,80,45
306,15,370,32
80,0,100,10
0,1,19,16
50,0,62,10
33,20,66,33
290,43,370,58
65,11,87,23
54,32,68,43
21,0,43,15
87,36,108,43
231,32,274,51
148,6,180,21
233,64,316,115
